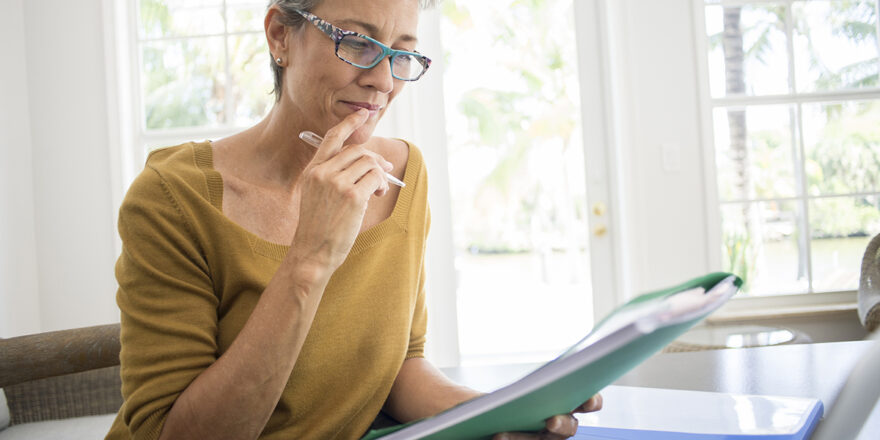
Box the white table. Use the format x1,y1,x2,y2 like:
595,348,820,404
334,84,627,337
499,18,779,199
441,340,880,438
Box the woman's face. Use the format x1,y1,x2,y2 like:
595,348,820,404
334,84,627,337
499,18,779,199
282,0,421,145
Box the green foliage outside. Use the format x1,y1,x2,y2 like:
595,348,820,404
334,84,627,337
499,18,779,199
441,0,587,254
139,0,272,131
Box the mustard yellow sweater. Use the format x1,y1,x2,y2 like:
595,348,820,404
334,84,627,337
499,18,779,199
105,141,429,440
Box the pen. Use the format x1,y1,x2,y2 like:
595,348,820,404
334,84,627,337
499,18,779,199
298,131,406,188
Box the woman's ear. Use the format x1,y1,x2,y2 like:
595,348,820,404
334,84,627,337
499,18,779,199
265,6,290,61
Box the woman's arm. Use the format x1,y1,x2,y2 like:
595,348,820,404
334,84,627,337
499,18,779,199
157,257,331,440
384,358,601,440
383,357,483,423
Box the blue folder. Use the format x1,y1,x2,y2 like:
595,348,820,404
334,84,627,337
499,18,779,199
573,385,824,440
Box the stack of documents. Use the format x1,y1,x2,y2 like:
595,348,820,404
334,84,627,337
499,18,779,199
362,273,743,440
574,385,823,439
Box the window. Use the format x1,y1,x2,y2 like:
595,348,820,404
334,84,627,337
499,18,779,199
133,0,272,157
439,0,594,364
699,0,880,296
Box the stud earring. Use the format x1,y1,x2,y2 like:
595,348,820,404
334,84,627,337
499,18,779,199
275,57,283,66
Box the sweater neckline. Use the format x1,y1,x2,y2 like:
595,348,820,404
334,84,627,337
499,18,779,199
191,140,417,261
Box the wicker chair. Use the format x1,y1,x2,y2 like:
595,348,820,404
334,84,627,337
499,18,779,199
859,233,880,332
0,323,122,428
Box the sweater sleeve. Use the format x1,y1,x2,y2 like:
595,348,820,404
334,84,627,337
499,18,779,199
406,201,430,359
115,164,219,440
406,259,428,359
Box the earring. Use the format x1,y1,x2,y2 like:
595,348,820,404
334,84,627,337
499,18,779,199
275,57,283,66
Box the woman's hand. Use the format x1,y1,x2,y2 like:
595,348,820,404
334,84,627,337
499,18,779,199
491,394,603,440
288,109,393,276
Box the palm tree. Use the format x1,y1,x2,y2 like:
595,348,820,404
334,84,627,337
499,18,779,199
719,6,758,289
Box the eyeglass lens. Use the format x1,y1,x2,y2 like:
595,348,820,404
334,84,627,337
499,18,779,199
337,34,425,80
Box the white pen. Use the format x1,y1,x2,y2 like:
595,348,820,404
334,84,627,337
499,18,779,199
298,130,406,188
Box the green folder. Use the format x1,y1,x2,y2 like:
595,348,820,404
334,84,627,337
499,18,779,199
362,272,742,440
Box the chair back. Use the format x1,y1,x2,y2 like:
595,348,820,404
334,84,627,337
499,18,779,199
0,323,122,425
859,233,880,332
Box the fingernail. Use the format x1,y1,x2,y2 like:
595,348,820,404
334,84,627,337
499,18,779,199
383,160,393,171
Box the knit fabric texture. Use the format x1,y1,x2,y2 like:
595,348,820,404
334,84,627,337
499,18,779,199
105,141,429,440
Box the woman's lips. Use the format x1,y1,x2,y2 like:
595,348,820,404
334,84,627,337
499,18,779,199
342,101,382,116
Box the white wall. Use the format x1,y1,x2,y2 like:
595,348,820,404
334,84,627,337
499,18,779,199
0,0,120,337
605,0,713,297
0,0,41,337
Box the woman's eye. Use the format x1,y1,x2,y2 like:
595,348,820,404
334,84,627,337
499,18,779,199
341,37,372,52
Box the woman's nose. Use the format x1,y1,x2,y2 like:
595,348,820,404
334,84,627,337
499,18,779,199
359,57,395,94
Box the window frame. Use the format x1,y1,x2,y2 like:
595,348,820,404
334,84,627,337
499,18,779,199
692,0,878,305
126,0,268,179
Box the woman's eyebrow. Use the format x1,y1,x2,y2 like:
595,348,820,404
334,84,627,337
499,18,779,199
336,18,418,43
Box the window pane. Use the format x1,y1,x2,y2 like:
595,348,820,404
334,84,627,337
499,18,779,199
141,37,226,129
793,0,880,92
228,34,273,126
227,3,266,33
721,201,809,296
713,105,797,201
138,0,224,39
441,0,593,364
705,4,790,97
811,195,880,291
803,100,880,196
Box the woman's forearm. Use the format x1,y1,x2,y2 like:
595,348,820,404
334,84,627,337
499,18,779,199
158,255,331,440
384,357,483,423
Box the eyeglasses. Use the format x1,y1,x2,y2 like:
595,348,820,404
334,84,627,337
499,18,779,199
294,9,431,81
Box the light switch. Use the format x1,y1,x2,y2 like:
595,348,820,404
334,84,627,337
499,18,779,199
661,143,681,172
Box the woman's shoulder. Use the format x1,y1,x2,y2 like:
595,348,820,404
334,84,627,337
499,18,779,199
368,136,425,185
145,141,212,174
128,141,217,204
369,137,409,171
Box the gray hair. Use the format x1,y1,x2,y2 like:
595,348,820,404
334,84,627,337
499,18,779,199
267,0,438,102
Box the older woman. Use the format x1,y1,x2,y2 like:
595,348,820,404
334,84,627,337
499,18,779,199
105,0,600,439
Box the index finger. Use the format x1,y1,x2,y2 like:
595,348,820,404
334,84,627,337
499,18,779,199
571,393,602,413
311,108,369,162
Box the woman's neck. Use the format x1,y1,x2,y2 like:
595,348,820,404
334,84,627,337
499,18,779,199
219,104,316,190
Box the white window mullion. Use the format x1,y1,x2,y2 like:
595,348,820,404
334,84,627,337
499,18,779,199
784,0,797,94
129,0,148,181
712,89,880,107
693,0,724,274
875,0,880,83
792,102,814,292
788,0,807,289
222,0,233,126
720,191,880,205
140,30,260,43
710,0,791,7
